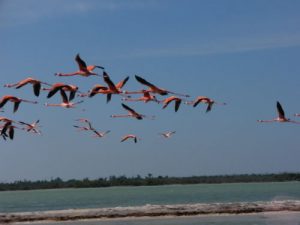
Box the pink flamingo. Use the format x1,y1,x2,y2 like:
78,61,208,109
0,95,38,113
45,90,84,108
159,131,176,138
4,77,51,97
120,134,140,143
122,90,159,103
55,54,104,77
161,96,182,112
18,120,42,135
186,96,226,112
258,101,300,124
129,75,189,97
111,103,154,120
89,72,129,102
43,83,79,101
92,130,111,138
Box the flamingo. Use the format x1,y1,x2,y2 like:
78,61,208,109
89,72,129,102
120,134,140,143
0,95,38,113
18,120,42,135
186,96,226,112
4,77,51,97
130,75,189,97
0,123,16,140
257,101,300,124
55,54,104,77
45,90,84,108
92,130,111,138
73,125,93,131
43,82,79,101
159,131,176,138
122,90,159,103
111,103,154,120
161,96,182,112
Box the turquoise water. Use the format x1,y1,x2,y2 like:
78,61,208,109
1,182,300,213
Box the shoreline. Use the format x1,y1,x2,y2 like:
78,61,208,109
2,200,300,224
16,211,300,225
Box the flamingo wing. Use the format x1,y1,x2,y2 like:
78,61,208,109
121,136,129,142
121,103,143,120
103,72,118,92
13,101,21,113
107,94,112,103
15,79,30,89
175,99,181,112
69,90,77,101
116,76,129,89
0,97,10,108
75,54,88,71
276,101,285,118
60,90,69,103
206,102,213,112
8,126,14,140
47,86,63,99
33,83,41,97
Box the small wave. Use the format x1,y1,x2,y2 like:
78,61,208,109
1,200,300,223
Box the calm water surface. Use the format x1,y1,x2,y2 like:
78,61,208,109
1,182,300,213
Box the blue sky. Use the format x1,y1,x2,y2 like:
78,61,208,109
0,0,300,182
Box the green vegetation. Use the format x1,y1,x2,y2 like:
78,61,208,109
0,173,299,191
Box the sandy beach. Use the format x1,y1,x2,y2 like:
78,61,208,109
2,200,300,224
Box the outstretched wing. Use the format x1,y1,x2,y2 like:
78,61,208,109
121,103,142,120
103,72,118,92
122,103,136,114
174,100,181,112
135,75,168,95
60,90,69,103
75,54,87,71
116,76,129,89
276,101,285,118
135,75,157,89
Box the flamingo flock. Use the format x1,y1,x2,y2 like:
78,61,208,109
1,54,299,142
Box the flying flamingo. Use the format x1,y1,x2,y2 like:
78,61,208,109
45,90,84,108
128,75,189,97
89,72,129,102
122,90,159,103
161,96,182,112
111,103,154,120
159,131,176,138
92,130,111,138
43,82,79,101
73,125,93,132
120,134,140,143
18,120,42,135
4,77,51,97
55,54,104,77
257,101,300,124
0,123,16,140
186,96,226,112
0,95,38,113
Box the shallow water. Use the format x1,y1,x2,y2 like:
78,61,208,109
1,182,300,213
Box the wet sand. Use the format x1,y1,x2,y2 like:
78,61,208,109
2,200,300,224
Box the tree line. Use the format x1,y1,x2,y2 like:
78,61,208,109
0,172,299,191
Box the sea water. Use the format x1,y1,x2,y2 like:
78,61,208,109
1,182,300,224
